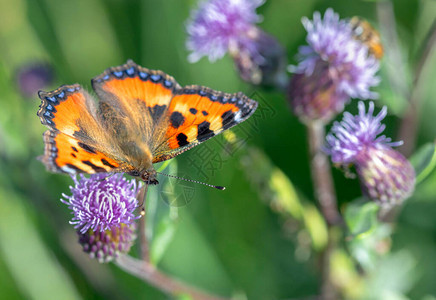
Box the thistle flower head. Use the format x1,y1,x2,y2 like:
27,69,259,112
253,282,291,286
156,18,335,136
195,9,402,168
186,0,265,63
62,174,140,234
296,8,380,99
325,102,415,205
288,8,380,122
325,101,403,164
78,224,136,263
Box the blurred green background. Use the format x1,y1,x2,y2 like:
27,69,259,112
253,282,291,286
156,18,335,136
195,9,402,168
1,0,436,299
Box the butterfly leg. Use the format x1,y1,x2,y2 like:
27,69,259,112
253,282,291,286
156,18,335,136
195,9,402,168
96,173,117,181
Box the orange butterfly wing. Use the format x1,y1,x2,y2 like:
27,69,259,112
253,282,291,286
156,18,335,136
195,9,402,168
37,85,125,174
153,86,258,163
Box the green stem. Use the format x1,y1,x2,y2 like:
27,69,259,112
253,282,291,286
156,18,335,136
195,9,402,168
307,121,342,300
116,255,228,300
307,121,342,226
137,182,150,261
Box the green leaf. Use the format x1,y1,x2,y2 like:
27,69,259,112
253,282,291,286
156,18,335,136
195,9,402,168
347,224,393,272
345,200,380,238
156,159,172,173
175,294,193,300
0,190,81,300
361,0,389,2
302,204,328,251
409,142,436,184
158,210,233,295
242,147,304,220
150,217,177,265
269,168,303,220
363,251,417,299
147,160,179,266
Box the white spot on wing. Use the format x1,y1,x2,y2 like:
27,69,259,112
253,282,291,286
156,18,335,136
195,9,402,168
62,165,77,174
234,110,243,122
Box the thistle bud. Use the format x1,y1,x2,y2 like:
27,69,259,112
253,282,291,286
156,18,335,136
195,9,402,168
78,224,136,263
325,101,415,206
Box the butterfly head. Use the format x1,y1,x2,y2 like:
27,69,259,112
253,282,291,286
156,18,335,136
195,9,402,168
128,169,159,185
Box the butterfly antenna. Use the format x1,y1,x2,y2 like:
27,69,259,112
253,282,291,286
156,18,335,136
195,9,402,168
157,172,226,190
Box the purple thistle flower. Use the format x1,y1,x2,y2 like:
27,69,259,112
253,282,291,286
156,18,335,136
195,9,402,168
62,173,140,234
325,102,415,205
288,8,380,122
186,0,288,87
186,0,265,63
326,101,402,164
78,224,137,263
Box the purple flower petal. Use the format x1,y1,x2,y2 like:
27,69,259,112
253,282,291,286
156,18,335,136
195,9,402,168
325,101,403,164
186,0,264,63
62,173,140,233
291,8,380,105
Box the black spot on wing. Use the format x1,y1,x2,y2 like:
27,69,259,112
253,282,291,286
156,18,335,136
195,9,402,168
202,110,208,116
189,108,198,115
78,142,97,154
71,146,78,152
197,121,214,142
82,160,106,172
221,110,235,130
176,133,189,147
71,153,77,158
148,104,166,123
101,158,116,168
66,163,84,173
170,111,185,128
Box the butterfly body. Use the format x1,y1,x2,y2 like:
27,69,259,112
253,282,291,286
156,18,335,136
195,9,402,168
37,60,257,183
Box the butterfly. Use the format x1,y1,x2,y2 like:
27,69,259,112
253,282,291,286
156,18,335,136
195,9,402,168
37,60,258,185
